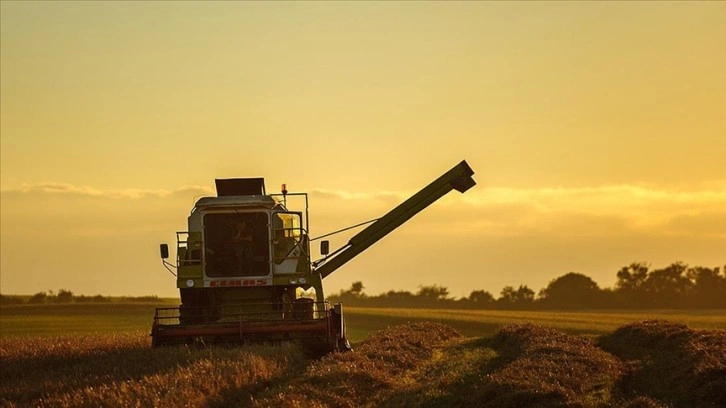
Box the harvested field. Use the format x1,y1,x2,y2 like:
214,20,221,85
0,335,307,407
248,321,724,407
1,319,723,407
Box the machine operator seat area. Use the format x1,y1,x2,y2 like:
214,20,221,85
204,212,269,277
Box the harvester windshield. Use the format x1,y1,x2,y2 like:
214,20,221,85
204,212,269,277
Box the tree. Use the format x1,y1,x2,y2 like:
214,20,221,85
378,290,416,307
349,281,365,297
516,285,535,305
642,262,692,307
498,285,535,309
615,262,650,307
28,291,48,304
688,266,726,308
468,290,494,306
0,294,24,305
539,272,602,309
56,289,74,303
331,281,367,303
416,285,450,301
499,286,517,304
616,262,649,291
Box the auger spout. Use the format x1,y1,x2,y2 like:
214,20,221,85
315,160,475,279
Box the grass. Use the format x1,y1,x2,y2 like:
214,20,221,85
0,302,173,337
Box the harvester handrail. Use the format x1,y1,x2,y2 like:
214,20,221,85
175,231,202,266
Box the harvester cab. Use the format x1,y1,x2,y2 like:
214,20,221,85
152,161,475,352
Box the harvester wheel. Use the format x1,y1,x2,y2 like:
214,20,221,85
329,306,352,352
339,337,352,352
151,334,162,348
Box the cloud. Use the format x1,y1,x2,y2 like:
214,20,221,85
1,182,214,199
456,183,726,231
311,182,726,213
664,211,726,238
9,181,723,208
462,183,726,209
309,188,406,203
67,226,171,238
309,182,726,237
3,181,725,238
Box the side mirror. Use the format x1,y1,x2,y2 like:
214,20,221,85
320,240,329,256
160,244,169,259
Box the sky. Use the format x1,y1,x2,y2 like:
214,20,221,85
1,1,725,299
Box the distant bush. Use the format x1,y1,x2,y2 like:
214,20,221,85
75,294,112,303
0,294,24,305
27,292,48,304
121,295,160,303
56,289,74,303
4,292,164,305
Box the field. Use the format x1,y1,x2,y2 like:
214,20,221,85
1,303,725,407
3,302,725,341
345,307,726,340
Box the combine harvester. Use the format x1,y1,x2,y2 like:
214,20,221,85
153,160,475,352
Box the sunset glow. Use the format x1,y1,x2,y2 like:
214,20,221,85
1,1,724,298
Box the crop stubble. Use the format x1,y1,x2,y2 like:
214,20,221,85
1,305,724,407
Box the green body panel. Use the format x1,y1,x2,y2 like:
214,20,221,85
177,265,202,279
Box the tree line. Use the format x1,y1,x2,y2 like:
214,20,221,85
2,261,723,309
0,290,160,305
329,262,726,309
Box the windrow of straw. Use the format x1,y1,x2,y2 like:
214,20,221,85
252,322,629,408
251,322,462,407
599,319,726,408
471,324,625,407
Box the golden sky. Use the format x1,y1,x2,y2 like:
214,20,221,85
1,2,725,298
